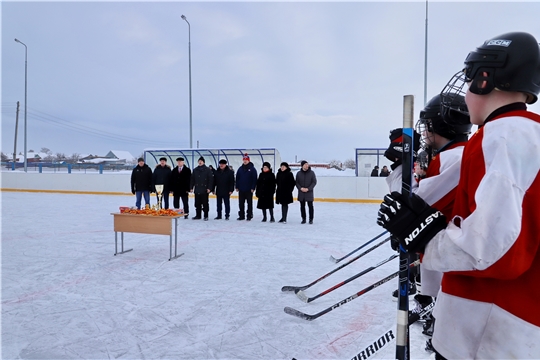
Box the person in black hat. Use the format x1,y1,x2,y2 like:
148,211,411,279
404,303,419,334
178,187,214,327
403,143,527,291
256,162,276,222
295,160,317,224
212,159,235,220
190,156,214,220
170,157,191,218
152,157,172,209
275,162,295,223
131,157,153,209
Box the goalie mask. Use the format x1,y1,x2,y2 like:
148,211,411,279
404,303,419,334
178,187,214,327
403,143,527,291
415,94,472,151
441,32,540,107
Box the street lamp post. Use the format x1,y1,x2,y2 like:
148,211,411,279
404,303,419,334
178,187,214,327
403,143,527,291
14,38,28,172
181,15,193,149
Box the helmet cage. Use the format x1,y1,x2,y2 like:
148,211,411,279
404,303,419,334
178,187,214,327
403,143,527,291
415,118,435,151
441,71,468,121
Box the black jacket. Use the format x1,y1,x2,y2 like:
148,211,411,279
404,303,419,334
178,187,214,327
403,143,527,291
190,164,214,195
275,167,295,205
213,166,235,197
131,164,153,193
153,164,172,192
170,166,192,194
256,170,276,209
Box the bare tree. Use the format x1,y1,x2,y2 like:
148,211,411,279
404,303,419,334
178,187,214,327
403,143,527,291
40,147,52,155
328,159,342,171
67,153,80,163
343,159,356,170
54,153,67,162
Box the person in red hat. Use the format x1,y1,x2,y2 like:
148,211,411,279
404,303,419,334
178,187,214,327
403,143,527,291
235,153,258,221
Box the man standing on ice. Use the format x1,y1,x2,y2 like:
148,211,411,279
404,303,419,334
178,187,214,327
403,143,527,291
378,31,540,359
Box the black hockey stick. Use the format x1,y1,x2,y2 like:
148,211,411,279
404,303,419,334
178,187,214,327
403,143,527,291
396,95,415,360
295,253,398,303
284,260,420,321
281,236,390,292
329,230,389,263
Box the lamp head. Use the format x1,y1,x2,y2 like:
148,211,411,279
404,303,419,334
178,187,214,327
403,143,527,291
181,15,186,20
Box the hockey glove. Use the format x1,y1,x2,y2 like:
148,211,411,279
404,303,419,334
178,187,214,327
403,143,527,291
390,235,400,252
384,128,421,170
376,191,446,253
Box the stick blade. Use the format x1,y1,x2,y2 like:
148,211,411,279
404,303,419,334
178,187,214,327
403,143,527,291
329,255,339,263
281,285,300,292
284,307,314,321
295,290,309,303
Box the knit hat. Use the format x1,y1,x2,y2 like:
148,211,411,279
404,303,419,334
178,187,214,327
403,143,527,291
159,157,167,162
242,153,250,161
219,159,227,165
198,156,205,163
137,157,144,162
176,157,184,161
280,162,289,168
300,160,308,167
262,161,271,170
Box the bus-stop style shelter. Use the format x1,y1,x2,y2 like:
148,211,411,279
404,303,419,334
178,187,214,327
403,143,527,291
143,148,282,173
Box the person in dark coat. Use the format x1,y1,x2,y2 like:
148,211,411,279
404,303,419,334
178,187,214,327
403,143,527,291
152,157,172,209
170,157,191,218
190,156,214,220
213,159,235,220
379,165,391,177
235,153,258,221
275,162,295,223
371,166,380,177
131,157,153,209
295,160,317,224
256,162,276,222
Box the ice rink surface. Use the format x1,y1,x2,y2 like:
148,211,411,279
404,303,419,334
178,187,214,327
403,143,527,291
2,192,432,359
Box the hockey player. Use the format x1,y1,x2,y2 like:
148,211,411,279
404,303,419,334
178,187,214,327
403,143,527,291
378,31,540,359
384,94,471,347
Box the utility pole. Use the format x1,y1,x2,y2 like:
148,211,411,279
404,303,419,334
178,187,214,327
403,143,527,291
13,101,20,169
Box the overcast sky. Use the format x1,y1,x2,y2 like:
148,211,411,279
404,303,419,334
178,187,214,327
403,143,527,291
2,1,540,162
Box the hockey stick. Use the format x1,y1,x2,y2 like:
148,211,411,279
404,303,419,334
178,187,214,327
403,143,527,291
284,260,420,321
396,95,415,360
349,301,436,360
329,230,389,263
281,236,391,292
295,253,398,303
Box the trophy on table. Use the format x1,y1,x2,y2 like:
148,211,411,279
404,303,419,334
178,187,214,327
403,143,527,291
155,184,164,210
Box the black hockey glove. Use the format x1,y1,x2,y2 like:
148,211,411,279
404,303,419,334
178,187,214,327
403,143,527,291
390,235,400,252
384,128,421,171
376,191,446,253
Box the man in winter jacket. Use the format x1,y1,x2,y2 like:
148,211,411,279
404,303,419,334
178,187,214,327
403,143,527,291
190,156,214,220
295,160,317,224
170,157,191,218
213,159,235,220
130,157,153,209
235,153,257,221
152,157,172,209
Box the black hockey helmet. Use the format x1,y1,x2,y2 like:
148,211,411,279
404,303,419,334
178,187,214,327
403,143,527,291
464,32,540,104
416,94,471,144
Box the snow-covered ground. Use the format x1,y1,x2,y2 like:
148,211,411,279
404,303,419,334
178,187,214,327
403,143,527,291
2,192,432,359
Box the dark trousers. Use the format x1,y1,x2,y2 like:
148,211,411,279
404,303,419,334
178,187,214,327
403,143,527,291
280,204,289,221
238,190,253,219
173,192,190,214
216,194,231,216
194,192,209,217
156,191,169,209
300,200,314,220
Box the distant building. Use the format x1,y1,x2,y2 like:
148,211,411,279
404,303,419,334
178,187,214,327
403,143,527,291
104,150,136,165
